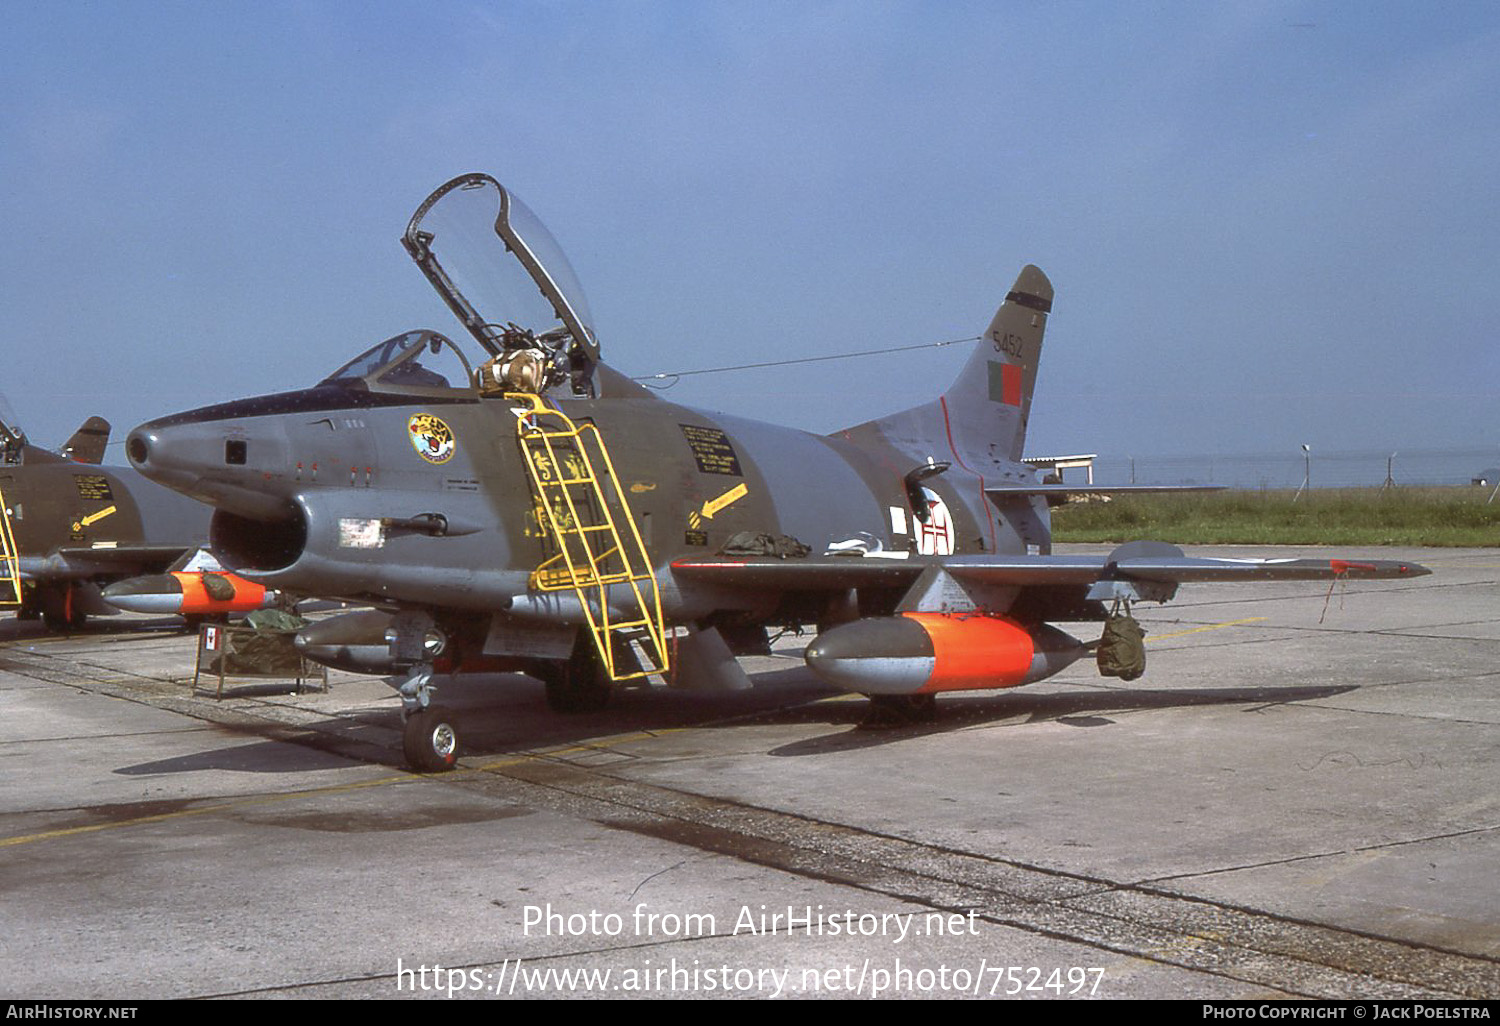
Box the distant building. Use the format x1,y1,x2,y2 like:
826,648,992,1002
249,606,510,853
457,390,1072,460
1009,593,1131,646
1023,453,1097,485
1472,468,1500,486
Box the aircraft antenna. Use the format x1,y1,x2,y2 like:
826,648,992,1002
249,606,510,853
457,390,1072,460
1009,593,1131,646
634,335,978,388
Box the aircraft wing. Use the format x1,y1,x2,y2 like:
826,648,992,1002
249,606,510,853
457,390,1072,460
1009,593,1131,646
18,544,194,580
670,548,1429,592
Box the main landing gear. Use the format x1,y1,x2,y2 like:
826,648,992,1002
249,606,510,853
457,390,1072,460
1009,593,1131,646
534,635,613,714
36,582,87,632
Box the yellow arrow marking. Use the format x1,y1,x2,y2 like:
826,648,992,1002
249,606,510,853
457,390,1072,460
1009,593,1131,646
79,505,117,528
700,482,748,520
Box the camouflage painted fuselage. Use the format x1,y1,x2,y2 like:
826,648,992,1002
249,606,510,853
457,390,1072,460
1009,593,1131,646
126,368,1053,633
0,445,210,625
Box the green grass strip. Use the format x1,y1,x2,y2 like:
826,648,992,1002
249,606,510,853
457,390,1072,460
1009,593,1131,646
1050,487,1500,547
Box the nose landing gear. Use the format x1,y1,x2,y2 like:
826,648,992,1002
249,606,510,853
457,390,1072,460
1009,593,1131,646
403,702,459,773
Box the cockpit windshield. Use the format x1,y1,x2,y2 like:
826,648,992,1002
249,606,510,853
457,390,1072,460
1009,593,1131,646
319,329,476,397
404,174,599,395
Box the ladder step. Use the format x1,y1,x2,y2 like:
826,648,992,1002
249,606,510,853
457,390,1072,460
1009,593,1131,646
512,398,668,682
0,484,22,608
532,569,645,587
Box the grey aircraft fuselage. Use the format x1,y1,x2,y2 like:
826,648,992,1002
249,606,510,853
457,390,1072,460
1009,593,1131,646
124,355,1044,629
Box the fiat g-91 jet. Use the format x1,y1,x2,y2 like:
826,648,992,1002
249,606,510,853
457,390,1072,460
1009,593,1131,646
124,173,1427,771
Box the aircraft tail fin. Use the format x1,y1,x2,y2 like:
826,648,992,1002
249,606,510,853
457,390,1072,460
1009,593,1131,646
838,265,1051,470
61,417,111,464
952,264,1051,463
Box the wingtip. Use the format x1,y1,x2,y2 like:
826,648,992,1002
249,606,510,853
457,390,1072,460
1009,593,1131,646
1332,559,1432,578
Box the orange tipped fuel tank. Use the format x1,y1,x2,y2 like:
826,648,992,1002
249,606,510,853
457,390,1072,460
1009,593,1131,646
803,612,1086,695
102,571,276,616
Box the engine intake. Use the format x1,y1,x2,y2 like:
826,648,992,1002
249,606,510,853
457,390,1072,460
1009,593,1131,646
211,507,307,573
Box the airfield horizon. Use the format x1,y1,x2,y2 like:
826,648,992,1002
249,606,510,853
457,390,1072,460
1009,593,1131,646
1052,486,1500,547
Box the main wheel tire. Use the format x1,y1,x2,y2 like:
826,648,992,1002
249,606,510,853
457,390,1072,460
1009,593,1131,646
41,607,86,631
38,585,86,632
536,634,613,714
543,671,611,714
403,706,460,772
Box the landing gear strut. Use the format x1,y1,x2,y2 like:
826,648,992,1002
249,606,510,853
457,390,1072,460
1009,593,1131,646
389,660,460,773
383,612,464,772
16,584,40,621
535,633,612,713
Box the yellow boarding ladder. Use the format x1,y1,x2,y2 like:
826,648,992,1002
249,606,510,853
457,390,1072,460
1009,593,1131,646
509,393,669,682
0,483,22,607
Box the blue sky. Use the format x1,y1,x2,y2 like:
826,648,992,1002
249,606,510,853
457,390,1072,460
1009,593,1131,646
3,1,1497,466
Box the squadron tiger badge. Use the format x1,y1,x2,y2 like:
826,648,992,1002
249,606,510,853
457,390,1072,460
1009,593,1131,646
408,413,457,464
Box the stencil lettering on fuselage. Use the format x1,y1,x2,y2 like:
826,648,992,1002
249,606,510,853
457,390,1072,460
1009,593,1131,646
73,475,114,502
679,424,743,476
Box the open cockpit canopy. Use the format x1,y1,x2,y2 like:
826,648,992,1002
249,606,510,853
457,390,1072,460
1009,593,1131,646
403,173,599,395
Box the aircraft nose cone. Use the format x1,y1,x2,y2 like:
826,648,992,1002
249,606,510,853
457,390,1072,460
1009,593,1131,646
125,430,151,467
123,423,191,490
126,414,295,521
123,423,205,505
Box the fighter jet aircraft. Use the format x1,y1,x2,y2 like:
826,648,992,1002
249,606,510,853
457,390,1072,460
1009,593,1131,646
123,173,1427,771
0,400,212,629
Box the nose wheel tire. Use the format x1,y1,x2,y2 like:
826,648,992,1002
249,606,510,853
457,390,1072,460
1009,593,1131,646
403,706,460,772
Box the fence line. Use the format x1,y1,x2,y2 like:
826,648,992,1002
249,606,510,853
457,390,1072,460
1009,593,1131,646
1063,448,1499,490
